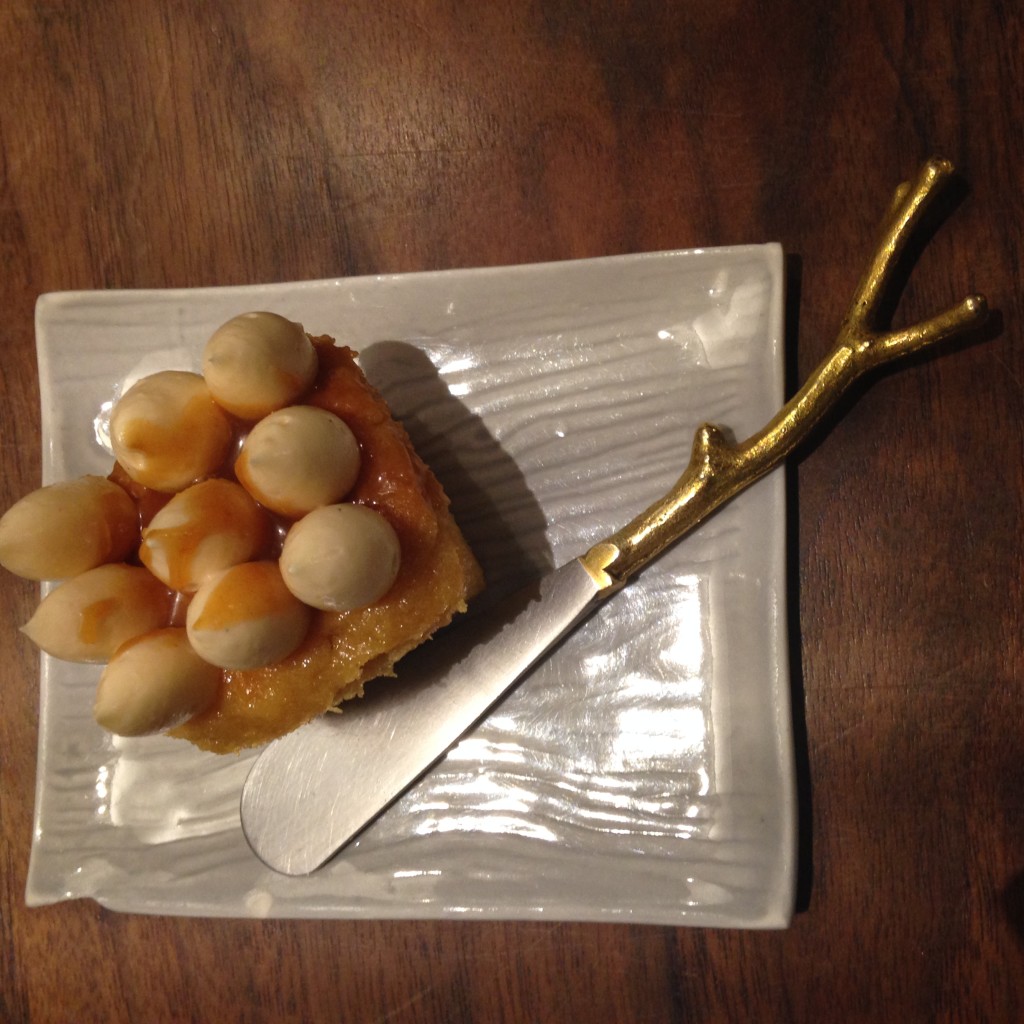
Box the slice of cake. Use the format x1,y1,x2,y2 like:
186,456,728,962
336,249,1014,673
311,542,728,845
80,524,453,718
0,313,483,754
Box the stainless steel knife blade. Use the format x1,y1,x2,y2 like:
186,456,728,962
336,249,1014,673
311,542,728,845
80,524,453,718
241,559,609,875
240,160,988,877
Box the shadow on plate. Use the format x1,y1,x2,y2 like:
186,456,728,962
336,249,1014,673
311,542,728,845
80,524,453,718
334,341,555,721
357,340,554,609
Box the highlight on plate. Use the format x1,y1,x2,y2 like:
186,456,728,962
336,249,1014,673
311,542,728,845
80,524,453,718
1,311,483,754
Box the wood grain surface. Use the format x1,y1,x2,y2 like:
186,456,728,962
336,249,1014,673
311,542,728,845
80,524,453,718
2,2,1022,1021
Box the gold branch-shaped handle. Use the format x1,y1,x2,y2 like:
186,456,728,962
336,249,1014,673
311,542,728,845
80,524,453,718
582,157,989,589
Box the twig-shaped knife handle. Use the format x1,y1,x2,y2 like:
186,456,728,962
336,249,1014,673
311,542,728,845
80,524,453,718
583,158,988,588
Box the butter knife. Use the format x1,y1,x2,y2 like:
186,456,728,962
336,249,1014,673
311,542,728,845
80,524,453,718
241,158,987,875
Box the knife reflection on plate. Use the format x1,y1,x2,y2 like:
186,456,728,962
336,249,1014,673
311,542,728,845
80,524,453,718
241,158,987,875
241,560,606,875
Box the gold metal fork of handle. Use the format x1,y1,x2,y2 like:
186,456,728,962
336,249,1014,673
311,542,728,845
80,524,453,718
583,157,989,589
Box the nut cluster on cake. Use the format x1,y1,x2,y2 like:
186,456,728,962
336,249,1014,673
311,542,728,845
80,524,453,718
0,313,404,739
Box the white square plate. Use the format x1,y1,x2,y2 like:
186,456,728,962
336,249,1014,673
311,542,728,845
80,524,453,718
27,245,795,927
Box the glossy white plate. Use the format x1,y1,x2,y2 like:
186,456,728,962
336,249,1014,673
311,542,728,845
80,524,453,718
27,246,794,927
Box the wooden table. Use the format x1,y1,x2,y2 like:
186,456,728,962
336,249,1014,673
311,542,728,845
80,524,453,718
2,2,1021,1020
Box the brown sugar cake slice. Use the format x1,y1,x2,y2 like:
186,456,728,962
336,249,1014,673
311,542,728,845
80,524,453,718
0,314,483,754
170,339,484,753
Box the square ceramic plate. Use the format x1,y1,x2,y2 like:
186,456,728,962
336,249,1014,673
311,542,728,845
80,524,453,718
26,245,794,927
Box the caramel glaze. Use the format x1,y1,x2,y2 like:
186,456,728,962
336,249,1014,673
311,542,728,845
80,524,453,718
189,561,299,632
140,479,272,593
79,598,119,646
115,379,234,492
109,339,483,753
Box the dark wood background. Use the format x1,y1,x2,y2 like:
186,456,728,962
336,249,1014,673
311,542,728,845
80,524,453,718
2,2,1021,1021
